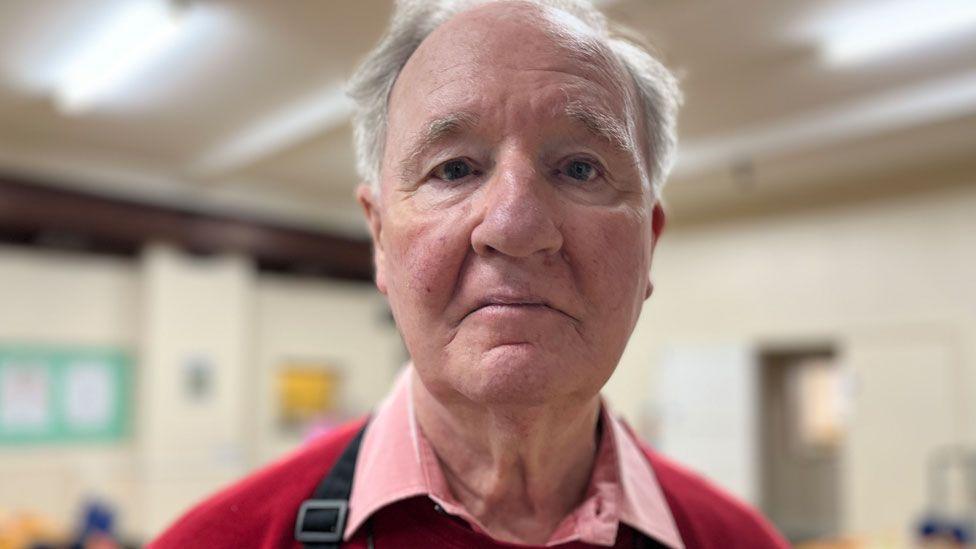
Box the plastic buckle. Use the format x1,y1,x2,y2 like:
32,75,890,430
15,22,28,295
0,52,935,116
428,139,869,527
294,499,348,543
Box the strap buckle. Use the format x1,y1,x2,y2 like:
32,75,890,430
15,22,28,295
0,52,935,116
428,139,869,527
294,499,348,543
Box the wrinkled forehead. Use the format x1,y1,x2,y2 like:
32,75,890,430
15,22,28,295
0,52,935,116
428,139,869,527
386,2,639,146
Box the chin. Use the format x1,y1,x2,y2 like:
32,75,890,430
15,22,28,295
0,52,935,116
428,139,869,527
449,343,575,407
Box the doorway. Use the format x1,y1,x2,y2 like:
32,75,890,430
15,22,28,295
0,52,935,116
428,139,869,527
759,347,843,542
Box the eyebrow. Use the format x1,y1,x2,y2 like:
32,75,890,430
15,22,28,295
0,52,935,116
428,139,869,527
398,111,481,179
564,101,636,158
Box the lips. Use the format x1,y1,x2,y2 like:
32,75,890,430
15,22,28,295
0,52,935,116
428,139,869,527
462,293,577,323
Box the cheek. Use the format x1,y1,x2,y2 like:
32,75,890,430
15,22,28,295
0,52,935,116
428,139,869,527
571,209,650,314
383,205,471,317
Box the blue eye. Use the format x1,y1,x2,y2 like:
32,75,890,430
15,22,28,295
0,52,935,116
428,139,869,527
564,160,597,182
432,159,473,181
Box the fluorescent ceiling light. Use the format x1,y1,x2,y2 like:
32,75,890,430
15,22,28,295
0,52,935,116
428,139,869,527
55,1,185,114
193,85,355,175
809,0,976,66
675,69,976,177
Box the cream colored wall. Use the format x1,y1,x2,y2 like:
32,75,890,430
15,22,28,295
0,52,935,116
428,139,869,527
252,274,403,463
605,182,976,541
0,244,402,541
0,246,141,537
137,245,257,535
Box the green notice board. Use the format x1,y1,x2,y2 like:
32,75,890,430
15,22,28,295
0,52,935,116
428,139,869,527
0,345,131,444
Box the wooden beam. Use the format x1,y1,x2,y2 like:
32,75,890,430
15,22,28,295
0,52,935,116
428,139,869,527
0,175,373,281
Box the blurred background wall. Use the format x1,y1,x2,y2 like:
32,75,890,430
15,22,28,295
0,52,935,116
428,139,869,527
0,0,974,547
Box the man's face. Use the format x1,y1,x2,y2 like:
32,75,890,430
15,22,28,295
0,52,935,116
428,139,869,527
359,4,661,408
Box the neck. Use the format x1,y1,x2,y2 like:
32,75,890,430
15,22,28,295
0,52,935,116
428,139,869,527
410,369,601,545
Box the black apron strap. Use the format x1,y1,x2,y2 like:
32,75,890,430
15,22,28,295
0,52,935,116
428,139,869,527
634,532,671,548
294,422,369,549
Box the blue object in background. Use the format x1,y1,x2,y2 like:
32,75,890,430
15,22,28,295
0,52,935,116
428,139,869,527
78,499,115,541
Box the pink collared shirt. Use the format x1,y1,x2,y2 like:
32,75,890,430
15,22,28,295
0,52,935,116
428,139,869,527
344,366,685,548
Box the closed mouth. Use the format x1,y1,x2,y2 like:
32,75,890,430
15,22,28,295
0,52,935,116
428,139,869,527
462,298,578,323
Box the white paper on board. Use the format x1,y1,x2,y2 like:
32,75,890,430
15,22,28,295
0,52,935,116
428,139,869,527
64,361,114,429
0,362,52,431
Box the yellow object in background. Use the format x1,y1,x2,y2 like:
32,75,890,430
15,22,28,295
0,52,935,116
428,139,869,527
0,510,64,549
794,531,917,549
277,364,341,430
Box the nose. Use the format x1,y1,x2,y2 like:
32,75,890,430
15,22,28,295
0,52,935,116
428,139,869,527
470,154,563,258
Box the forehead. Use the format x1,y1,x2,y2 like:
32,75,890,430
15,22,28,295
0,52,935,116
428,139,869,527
387,3,634,143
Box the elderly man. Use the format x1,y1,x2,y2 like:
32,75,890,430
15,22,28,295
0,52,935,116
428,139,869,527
152,1,788,548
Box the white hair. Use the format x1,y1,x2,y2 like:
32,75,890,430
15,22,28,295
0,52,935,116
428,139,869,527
347,0,682,201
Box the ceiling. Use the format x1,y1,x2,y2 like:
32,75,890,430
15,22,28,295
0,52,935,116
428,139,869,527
1,0,975,235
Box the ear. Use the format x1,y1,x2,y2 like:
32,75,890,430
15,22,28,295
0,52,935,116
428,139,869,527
645,202,666,300
357,183,388,295
651,202,666,247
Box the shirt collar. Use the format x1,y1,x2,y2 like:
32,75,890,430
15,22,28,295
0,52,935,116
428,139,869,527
344,365,684,548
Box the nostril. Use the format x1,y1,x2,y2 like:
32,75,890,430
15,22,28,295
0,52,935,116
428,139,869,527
471,237,495,255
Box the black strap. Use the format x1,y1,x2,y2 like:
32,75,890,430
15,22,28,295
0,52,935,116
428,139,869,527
294,420,670,549
634,530,670,549
295,422,369,549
